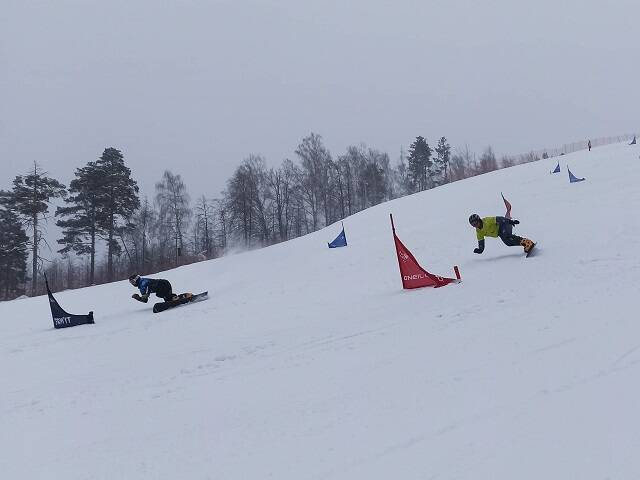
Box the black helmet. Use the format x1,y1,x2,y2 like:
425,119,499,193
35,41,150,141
128,273,140,286
469,214,481,226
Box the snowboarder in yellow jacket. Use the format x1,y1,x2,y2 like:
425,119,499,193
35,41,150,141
468,214,535,254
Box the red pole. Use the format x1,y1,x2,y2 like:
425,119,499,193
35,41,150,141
390,213,395,233
454,265,461,280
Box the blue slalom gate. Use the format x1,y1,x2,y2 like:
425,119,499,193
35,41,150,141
568,167,585,183
328,222,347,248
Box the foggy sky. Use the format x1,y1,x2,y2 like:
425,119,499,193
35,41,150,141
2,0,639,200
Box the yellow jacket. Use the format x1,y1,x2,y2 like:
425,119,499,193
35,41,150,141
476,217,499,240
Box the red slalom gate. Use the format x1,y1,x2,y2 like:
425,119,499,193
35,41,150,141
390,214,461,290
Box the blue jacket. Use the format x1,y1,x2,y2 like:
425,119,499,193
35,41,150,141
137,277,154,296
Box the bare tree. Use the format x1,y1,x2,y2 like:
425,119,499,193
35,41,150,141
268,159,299,242
392,146,412,197
127,197,156,272
518,151,539,164
500,155,517,168
476,146,498,174
224,162,253,245
451,145,477,180
213,200,228,252
244,156,272,244
328,159,346,220
361,148,389,208
194,195,215,258
337,146,364,215
295,133,332,229
155,170,192,266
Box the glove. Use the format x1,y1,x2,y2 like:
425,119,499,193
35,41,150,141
509,219,520,225
473,248,482,254
132,293,148,303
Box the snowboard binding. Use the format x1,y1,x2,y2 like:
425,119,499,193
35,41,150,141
520,238,535,254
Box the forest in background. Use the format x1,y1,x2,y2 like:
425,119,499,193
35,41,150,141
1,132,633,300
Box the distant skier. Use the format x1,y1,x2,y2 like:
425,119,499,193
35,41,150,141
129,274,178,303
468,214,535,255
588,140,592,151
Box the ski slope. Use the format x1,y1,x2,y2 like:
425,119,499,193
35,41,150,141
2,143,638,479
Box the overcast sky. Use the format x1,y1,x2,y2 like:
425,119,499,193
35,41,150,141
2,0,638,201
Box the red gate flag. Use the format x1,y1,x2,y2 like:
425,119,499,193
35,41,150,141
390,214,461,289
501,192,512,219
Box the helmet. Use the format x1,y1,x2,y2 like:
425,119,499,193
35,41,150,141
468,214,481,226
129,273,140,286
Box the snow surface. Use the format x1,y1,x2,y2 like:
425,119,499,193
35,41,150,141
2,143,639,479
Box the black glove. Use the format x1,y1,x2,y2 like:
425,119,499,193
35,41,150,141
509,219,520,226
473,248,482,254
132,293,148,303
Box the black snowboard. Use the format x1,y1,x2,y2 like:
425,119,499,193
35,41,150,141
525,243,538,258
152,291,209,313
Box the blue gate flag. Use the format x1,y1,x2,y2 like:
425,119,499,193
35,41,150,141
630,136,637,145
568,167,585,183
551,162,560,173
328,223,347,248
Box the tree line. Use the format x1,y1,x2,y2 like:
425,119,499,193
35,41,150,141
0,134,540,300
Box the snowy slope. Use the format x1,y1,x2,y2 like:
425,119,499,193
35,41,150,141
2,143,639,479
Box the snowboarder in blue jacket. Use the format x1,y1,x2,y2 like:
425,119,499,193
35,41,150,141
129,274,177,303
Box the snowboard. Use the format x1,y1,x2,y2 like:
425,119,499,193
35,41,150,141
525,243,537,258
152,291,209,313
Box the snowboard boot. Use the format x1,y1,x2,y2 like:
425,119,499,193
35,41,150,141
520,238,534,253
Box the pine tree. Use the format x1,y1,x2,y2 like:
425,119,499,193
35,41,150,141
0,192,29,299
407,136,432,192
9,163,66,294
56,162,102,284
434,137,451,185
95,148,140,282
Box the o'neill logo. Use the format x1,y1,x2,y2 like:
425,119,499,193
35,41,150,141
54,316,72,327
404,273,427,280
